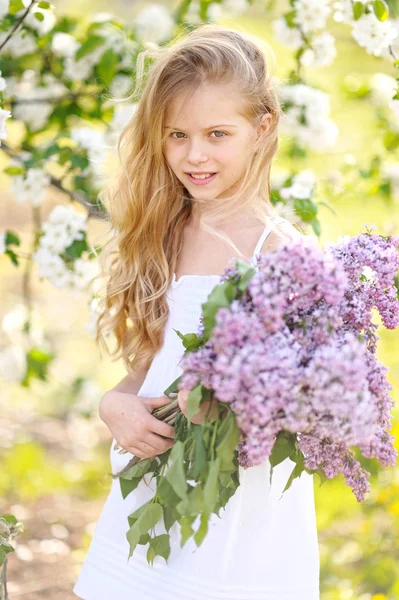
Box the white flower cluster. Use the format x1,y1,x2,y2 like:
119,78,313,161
271,168,317,227
279,83,339,151
70,125,109,177
368,72,399,124
182,0,248,24
0,108,11,146
55,22,133,82
274,0,398,66
0,29,36,57
134,5,175,44
33,205,99,291
5,70,68,132
16,0,56,36
9,167,51,207
280,169,317,201
273,0,336,67
332,0,398,56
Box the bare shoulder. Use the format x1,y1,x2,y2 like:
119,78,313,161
260,218,304,253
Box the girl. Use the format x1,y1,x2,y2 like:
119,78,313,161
73,24,320,600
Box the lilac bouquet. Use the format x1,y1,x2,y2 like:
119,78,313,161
116,227,399,565
177,227,399,502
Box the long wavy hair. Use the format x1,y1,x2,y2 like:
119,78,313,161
95,24,287,375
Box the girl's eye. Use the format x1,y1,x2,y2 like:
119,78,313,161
170,131,227,139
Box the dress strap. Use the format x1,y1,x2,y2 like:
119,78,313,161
252,216,287,258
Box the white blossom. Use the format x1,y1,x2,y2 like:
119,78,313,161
293,0,332,34
6,70,68,132
134,5,175,44
300,31,337,67
280,83,339,151
51,32,80,58
184,1,202,23
351,12,398,57
109,75,133,99
2,303,44,345
70,125,108,175
9,168,51,207
270,168,291,190
0,232,6,254
0,345,27,382
280,169,316,201
71,257,99,290
0,108,12,145
16,0,56,36
0,70,6,92
222,0,248,16
0,30,36,57
272,17,302,49
369,73,397,107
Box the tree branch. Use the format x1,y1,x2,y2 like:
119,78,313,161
0,0,36,53
0,141,107,220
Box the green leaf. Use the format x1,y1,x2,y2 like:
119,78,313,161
293,197,318,222
163,375,182,397
203,458,220,513
5,231,20,247
162,505,180,532
120,457,153,480
5,249,19,266
126,503,163,559
280,453,305,498
189,424,207,479
156,475,181,507
215,410,240,470
186,384,203,420
8,0,25,14
0,543,14,567
373,0,389,21
311,218,321,237
22,347,54,387
97,48,118,86
75,35,104,61
202,281,237,338
4,166,25,176
38,1,52,8
165,441,188,501
179,516,195,547
119,476,141,499
33,11,45,21
173,329,202,351
193,512,209,547
353,1,365,19
147,534,171,564
269,432,297,485
63,237,88,260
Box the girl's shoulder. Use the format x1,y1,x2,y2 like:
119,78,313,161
260,218,304,254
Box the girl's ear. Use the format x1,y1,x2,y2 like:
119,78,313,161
257,112,272,141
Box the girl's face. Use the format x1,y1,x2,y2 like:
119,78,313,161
163,81,270,205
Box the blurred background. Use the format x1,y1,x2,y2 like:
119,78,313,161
1,1,399,599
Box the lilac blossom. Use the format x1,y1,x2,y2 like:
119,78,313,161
178,232,399,501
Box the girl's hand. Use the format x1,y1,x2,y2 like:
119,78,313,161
99,390,175,459
177,389,219,425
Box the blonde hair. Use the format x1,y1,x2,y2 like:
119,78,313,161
95,24,287,375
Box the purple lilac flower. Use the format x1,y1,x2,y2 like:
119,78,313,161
177,232,399,501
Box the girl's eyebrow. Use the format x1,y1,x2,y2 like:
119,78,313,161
164,124,238,130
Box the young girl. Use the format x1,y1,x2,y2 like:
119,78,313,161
73,24,320,600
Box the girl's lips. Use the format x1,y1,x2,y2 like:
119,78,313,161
186,173,217,185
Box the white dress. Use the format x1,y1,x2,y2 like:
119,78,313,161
73,217,320,600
